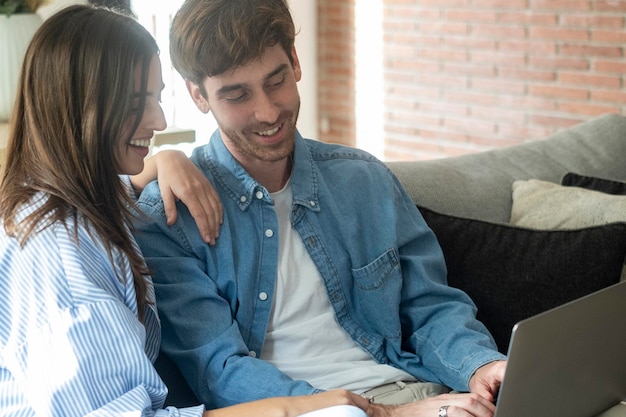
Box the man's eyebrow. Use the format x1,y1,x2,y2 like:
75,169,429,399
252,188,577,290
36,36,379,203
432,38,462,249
216,64,289,96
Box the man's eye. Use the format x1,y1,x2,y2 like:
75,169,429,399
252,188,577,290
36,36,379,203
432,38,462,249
268,74,285,88
225,92,248,103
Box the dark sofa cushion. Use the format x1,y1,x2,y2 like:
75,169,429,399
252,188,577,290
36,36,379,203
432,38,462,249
417,206,626,353
562,172,626,195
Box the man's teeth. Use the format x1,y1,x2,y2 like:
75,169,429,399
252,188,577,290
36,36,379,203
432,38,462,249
129,139,151,147
258,126,280,136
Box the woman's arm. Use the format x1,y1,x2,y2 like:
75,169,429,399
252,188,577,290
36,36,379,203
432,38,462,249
131,150,223,244
203,391,370,417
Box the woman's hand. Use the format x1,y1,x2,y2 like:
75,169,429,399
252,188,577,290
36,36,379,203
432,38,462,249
131,150,223,244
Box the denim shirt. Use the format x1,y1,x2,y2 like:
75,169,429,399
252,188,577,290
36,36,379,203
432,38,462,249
134,130,505,409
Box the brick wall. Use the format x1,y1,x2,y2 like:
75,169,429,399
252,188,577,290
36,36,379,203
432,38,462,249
317,0,356,147
318,0,626,161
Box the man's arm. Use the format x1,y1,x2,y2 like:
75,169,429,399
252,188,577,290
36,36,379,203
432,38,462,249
390,173,507,391
134,187,319,408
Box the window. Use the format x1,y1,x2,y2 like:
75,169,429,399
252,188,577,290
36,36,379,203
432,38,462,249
133,0,217,154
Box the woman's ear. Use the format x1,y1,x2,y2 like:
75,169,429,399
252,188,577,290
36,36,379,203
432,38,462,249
185,80,210,113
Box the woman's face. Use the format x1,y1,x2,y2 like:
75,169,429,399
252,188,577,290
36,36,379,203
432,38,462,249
117,54,166,175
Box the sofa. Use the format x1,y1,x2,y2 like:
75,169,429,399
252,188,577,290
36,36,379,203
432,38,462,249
159,113,626,415
388,112,626,416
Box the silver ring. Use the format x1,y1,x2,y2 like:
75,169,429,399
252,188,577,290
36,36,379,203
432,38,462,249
438,405,449,417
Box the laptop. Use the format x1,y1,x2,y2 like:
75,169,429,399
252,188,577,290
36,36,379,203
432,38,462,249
493,280,626,417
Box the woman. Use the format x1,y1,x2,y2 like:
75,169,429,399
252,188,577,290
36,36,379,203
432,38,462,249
0,5,368,416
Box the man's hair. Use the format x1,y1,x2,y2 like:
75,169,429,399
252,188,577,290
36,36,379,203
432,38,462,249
170,0,296,91
0,4,158,319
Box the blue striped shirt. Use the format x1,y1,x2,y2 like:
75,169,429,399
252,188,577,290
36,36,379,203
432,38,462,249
0,188,204,417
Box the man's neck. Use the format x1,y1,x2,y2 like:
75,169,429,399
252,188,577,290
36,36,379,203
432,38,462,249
243,156,293,193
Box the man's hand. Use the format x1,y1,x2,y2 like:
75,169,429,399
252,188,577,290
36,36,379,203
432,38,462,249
367,392,497,417
469,360,507,403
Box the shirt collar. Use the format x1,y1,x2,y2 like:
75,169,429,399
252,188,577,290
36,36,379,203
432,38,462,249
199,129,320,212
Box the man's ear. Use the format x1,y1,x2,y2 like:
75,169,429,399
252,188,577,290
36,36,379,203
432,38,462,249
185,79,210,113
291,46,302,82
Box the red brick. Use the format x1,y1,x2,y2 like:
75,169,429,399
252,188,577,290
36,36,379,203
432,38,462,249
418,48,469,62
442,63,497,78
592,30,626,43
498,12,558,26
472,0,528,8
560,44,623,58
594,60,626,74
529,85,589,100
419,21,469,36
498,68,557,82
594,0,626,13
472,24,526,39
529,0,591,11
470,51,526,67
444,91,500,106
445,10,498,22
444,117,497,135
560,14,625,29
592,89,626,103
500,95,559,112
528,56,590,71
528,114,587,129
557,102,622,116
470,78,527,95
443,37,497,51
470,106,527,124
529,27,590,41
499,40,557,55
558,72,622,88
318,0,626,159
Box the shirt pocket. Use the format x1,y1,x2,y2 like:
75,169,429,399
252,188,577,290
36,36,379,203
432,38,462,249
351,248,400,291
350,248,403,338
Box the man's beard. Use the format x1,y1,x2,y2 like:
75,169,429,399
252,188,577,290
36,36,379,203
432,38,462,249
217,102,300,163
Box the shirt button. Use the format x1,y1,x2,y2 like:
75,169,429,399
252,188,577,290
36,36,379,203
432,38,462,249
265,229,274,238
249,351,257,358
309,200,316,207
259,292,268,301
240,195,247,203
255,190,264,200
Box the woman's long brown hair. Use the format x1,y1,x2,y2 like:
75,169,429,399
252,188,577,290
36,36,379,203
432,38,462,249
0,5,159,320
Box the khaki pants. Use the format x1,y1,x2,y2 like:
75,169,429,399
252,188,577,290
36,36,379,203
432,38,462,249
361,381,451,405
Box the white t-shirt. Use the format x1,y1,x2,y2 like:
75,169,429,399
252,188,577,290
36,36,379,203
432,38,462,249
260,181,415,393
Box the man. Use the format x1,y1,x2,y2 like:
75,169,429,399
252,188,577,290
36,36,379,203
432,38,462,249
135,1,507,416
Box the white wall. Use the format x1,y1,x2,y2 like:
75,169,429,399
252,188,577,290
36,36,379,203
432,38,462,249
288,0,318,140
37,0,87,20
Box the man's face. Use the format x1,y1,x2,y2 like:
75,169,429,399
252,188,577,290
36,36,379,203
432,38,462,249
188,44,302,167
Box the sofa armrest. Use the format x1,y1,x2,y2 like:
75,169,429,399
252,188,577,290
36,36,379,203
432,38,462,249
597,402,626,417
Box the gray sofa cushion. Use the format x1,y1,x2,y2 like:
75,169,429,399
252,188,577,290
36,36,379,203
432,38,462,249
389,114,626,223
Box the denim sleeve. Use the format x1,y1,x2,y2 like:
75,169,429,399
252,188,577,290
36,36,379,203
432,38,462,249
390,174,506,391
134,187,319,409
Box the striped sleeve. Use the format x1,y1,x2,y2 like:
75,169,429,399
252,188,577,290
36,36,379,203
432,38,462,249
0,201,204,417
